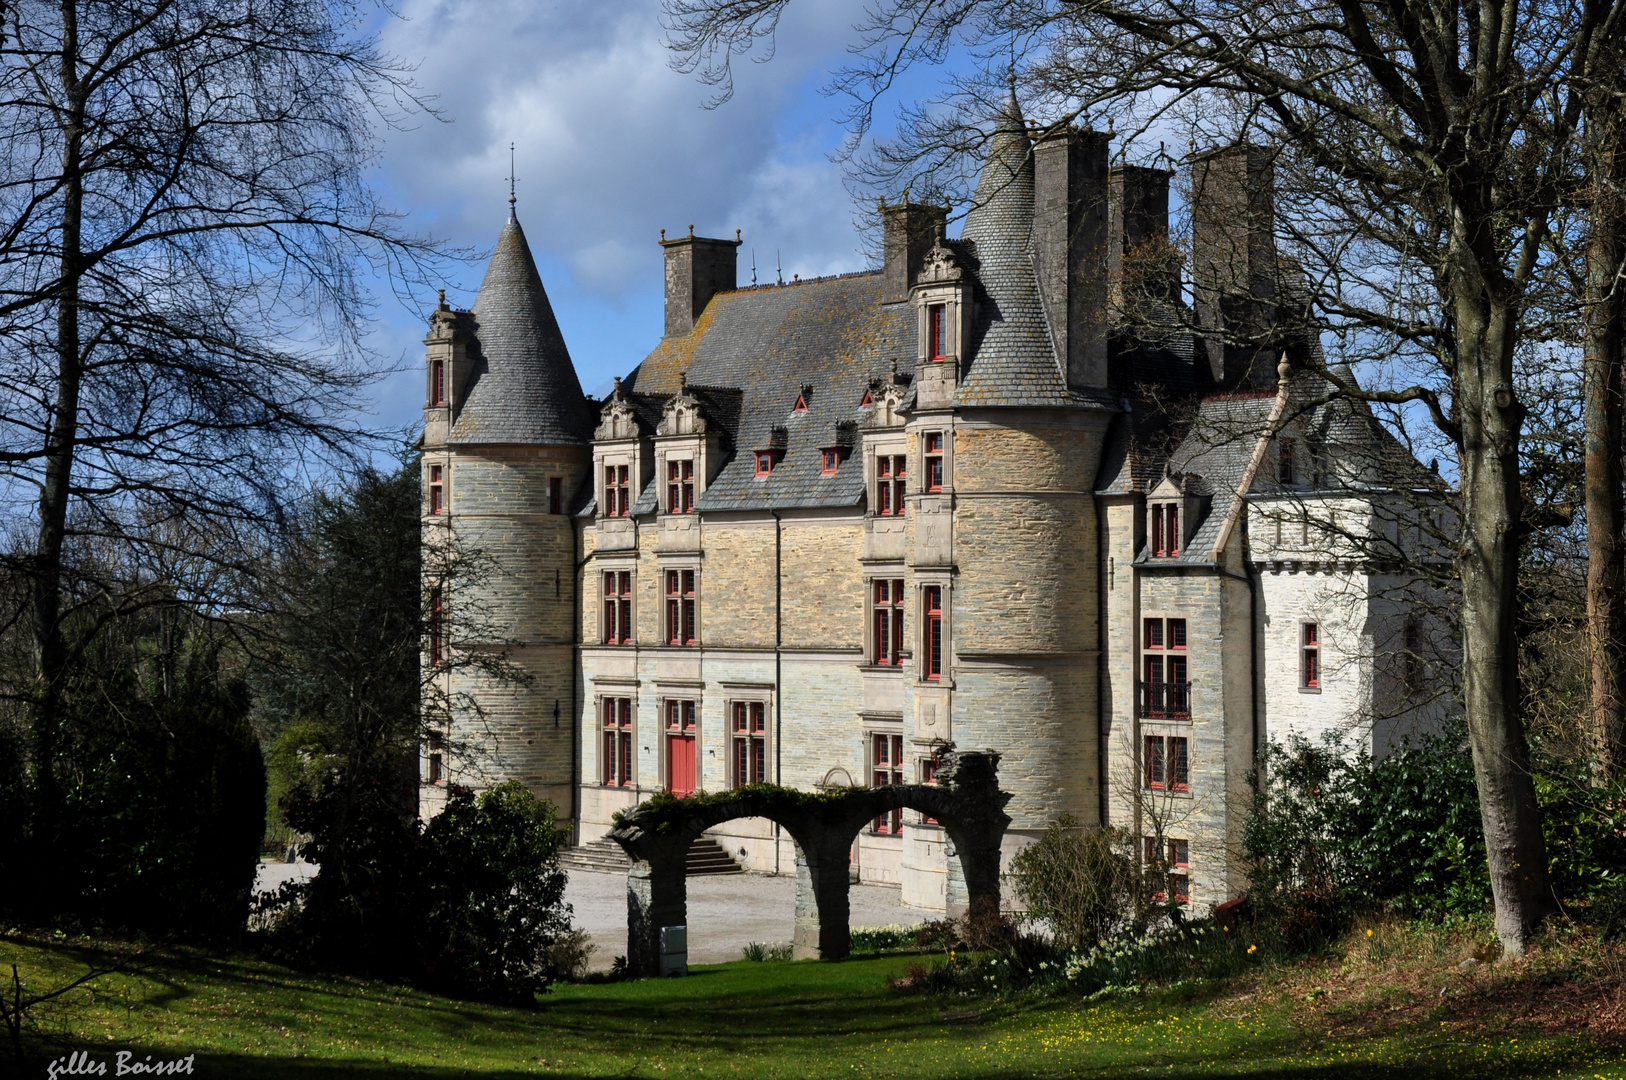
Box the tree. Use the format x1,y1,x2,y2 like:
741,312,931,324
661,0,1626,952
0,0,439,897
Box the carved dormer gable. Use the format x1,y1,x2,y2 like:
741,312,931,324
1147,471,1210,559
917,240,964,285
863,363,912,431
657,377,709,437
594,381,641,442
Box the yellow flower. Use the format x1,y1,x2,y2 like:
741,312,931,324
1247,944,1257,954
1366,929,1374,937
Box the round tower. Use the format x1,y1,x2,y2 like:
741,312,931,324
420,210,593,824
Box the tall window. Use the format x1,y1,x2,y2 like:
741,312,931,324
876,454,907,515
431,359,445,405
428,465,443,515
666,700,697,796
1301,622,1320,688
549,476,564,515
732,701,767,787
923,585,944,680
872,579,905,665
1145,837,1191,902
427,731,445,785
1144,735,1190,792
605,464,630,517
924,433,944,492
668,459,695,512
666,569,697,645
1152,503,1180,557
602,697,633,786
428,588,444,667
1141,617,1189,718
872,733,904,833
1278,437,1296,485
603,571,632,644
928,304,947,361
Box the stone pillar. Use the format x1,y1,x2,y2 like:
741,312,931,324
793,837,855,960
626,850,688,978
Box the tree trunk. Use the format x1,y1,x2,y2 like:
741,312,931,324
1452,240,1556,955
30,0,85,890
1584,70,1626,778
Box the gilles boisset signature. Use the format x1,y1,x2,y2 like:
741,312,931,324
45,1050,196,1077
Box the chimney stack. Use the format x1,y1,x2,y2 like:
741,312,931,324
1191,145,1278,389
662,228,741,337
881,199,947,304
1033,127,1111,391
1108,164,1176,309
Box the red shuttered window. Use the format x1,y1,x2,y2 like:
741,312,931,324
732,702,767,787
604,464,630,517
872,579,905,665
872,733,904,833
603,571,632,644
602,697,633,787
925,433,944,492
668,459,695,512
666,570,697,645
428,465,443,515
924,585,944,680
1152,503,1180,557
928,304,947,361
430,359,445,406
1141,617,1189,719
1144,735,1190,792
876,454,907,515
666,700,697,796
1301,622,1320,688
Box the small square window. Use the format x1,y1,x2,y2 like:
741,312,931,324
821,448,841,475
755,451,775,477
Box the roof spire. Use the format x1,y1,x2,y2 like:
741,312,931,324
507,142,518,221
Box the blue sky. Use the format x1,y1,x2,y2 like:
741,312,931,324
362,0,888,433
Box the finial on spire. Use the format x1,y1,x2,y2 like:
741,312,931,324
661,228,666,242
437,288,447,311
688,224,694,237
507,142,517,221
680,370,688,391
736,228,741,243
751,248,758,287
613,375,622,398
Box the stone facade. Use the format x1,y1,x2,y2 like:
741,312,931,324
420,100,1448,915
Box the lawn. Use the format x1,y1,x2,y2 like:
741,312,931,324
1,931,1623,1079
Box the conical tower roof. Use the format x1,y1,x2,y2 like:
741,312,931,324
961,90,1034,255
449,216,591,445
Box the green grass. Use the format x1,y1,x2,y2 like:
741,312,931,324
1,932,1622,1079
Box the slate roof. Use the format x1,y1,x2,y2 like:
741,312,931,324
623,273,913,511
955,94,1113,411
450,216,593,446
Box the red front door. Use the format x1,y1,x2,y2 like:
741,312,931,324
667,700,697,796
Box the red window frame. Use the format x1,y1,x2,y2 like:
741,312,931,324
603,571,632,645
428,588,444,667
1145,837,1191,902
731,701,767,787
666,569,697,645
821,448,840,475
1301,622,1320,688
925,433,944,492
924,585,944,680
872,733,904,833
667,459,695,513
876,454,907,515
430,359,445,406
429,464,443,515
755,451,775,477
928,304,947,361
427,731,445,785
549,476,564,515
1152,503,1180,557
872,578,905,665
793,393,808,413
605,464,630,517
602,697,634,787
1144,735,1190,792
1142,617,1189,719
665,699,697,797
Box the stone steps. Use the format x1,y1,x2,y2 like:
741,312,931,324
558,836,744,876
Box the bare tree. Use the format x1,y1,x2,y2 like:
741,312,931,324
662,0,1626,953
0,0,444,893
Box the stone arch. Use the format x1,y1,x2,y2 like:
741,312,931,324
608,749,1012,976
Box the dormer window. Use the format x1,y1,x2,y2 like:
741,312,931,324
821,448,840,475
793,393,808,413
755,451,776,477
604,465,630,517
1152,502,1180,558
667,459,695,513
928,304,947,361
860,387,874,407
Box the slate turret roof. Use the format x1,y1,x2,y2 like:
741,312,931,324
450,216,593,446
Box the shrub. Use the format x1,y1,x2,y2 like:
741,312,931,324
1008,815,1135,950
742,941,793,962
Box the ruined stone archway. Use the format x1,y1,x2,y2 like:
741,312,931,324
607,749,1012,977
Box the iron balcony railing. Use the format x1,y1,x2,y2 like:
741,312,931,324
1138,681,1192,720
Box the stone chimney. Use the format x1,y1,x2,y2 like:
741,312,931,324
1191,145,1278,389
881,199,947,304
661,227,741,337
1033,126,1111,392
1108,164,1176,307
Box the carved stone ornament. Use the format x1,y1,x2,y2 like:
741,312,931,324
918,241,964,284
595,388,640,441
863,380,910,430
657,390,708,437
